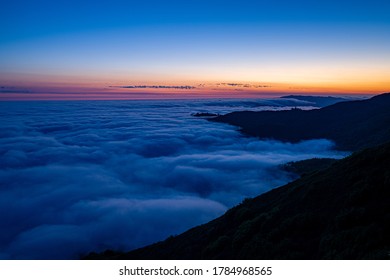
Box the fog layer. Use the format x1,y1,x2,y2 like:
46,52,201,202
0,99,346,259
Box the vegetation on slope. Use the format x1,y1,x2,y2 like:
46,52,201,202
281,158,339,177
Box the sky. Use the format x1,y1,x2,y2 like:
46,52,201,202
1,0,390,99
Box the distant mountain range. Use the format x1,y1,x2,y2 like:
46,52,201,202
211,93,390,151
85,93,390,260
280,95,357,107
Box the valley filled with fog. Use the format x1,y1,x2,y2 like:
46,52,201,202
0,98,347,259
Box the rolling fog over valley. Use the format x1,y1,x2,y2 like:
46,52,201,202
0,99,347,259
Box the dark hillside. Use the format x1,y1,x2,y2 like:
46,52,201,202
211,93,390,151
281,158,338,177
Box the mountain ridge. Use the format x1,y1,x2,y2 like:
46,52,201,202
210,93,390,151
280,95,358,107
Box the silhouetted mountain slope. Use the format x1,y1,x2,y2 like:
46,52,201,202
211,93,390,151
280,95,355,107
281,158,338,177
86,141,390,260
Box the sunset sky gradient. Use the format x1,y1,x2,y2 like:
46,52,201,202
1,0,389,99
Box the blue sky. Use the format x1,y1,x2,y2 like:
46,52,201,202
1,0,390,98
2,0,390,42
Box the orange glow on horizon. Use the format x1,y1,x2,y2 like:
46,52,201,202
0,71,389,100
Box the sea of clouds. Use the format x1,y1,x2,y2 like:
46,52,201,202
0,98,347,259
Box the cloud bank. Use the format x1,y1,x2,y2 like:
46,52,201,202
0,99,346,259
112,85,196,89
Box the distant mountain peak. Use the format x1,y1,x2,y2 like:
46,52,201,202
280,95,361,107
